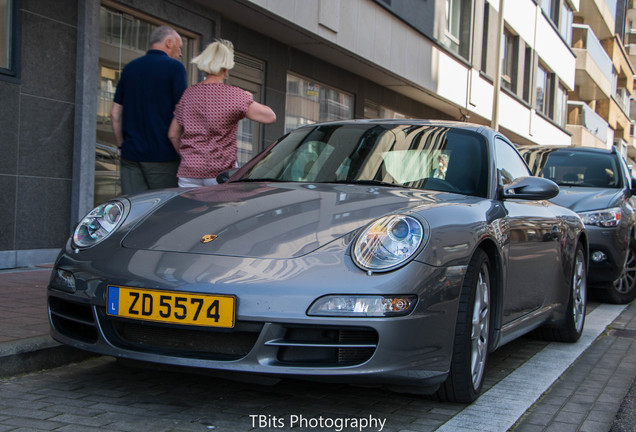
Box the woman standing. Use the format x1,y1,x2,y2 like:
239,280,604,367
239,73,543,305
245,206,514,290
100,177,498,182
168,39,276,187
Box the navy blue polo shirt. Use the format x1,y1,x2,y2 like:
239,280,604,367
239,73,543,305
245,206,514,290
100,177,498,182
114,50,187,162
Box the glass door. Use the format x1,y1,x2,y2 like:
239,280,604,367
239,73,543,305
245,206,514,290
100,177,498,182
227,53,266,166
94,5,196,205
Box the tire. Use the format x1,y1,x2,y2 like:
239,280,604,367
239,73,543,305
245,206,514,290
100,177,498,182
534,243,587,343
436,249,491,403
593,242,636,304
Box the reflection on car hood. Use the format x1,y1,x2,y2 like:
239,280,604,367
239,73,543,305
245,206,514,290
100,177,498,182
122,182,440,259
551,186,622,213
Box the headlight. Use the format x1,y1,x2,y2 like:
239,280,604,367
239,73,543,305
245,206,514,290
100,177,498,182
307,295,417,317
352,214,425,272
72,200,128,248
578,208,621,227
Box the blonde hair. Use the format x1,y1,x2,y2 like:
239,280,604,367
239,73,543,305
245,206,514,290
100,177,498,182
192,39,235,76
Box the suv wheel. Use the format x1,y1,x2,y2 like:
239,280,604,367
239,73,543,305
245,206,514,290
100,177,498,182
594,241,636,304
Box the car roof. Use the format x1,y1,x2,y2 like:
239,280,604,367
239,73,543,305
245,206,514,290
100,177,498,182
297,119,492,133
519,145,615,156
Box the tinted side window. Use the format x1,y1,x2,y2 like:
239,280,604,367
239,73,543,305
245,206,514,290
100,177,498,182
495,138,530,185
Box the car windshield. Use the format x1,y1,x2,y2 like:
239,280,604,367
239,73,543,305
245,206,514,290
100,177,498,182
526,150,622,189
239,123,488,197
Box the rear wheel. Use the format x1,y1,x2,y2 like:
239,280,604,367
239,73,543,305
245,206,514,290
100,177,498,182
593,242,636,304
436,249,491,403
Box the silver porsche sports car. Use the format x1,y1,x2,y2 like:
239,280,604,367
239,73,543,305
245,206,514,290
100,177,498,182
48,120,587,403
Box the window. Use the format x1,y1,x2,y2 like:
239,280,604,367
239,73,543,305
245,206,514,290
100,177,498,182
444,0,471,59
559,1,573,44
542,0,573,43
554,83,568,128
495,137,530,185
502,27,518,91
95,5,197,205
541,0,558,24
535,62,554,117
522,46,533,103
480,3,490,73
285,74,353,133
227,54,268,166
0,0,17,77
364,101,409,119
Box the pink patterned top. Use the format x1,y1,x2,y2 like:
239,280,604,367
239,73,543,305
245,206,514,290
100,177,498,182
174,82,253,178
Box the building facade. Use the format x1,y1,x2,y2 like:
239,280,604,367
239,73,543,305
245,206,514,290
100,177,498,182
567,0,635,162
0,0,606,269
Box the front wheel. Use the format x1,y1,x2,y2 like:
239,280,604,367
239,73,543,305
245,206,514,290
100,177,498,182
534,243,587,342
435,249,491,403
593,242,636,304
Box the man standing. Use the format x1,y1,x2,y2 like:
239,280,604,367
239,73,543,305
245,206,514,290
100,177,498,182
110,25,187,194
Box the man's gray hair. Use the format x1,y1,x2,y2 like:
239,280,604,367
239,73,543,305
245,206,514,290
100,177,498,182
150,26,178,46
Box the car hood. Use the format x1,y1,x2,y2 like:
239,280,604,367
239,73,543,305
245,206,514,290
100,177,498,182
550,186,622,213
122,182,442,259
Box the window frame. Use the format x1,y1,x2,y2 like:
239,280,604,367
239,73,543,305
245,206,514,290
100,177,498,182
0,0,20,81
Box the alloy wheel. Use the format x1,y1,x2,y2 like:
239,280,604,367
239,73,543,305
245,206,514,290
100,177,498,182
471,263,490,389
614,247,636,295
572,249,586,334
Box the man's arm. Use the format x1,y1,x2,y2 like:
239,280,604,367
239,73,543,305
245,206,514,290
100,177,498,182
110,102,124,148
168,117,183,153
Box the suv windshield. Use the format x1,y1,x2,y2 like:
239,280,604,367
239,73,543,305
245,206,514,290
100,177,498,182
526,150,622,189
239,124,489,197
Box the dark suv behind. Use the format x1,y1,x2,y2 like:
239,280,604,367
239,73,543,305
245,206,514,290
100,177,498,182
521,146,636,304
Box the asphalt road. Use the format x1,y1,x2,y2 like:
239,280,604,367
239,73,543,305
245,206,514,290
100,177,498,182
611,376,636,432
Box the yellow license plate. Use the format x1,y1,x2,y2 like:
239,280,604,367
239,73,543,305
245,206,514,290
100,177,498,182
107,286,235,328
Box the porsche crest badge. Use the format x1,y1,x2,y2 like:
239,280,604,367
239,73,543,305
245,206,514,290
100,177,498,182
200,234,218,243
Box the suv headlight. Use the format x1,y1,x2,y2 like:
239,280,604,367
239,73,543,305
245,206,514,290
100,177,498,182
352,215,425,272
578,208,621,227
72,200,128,248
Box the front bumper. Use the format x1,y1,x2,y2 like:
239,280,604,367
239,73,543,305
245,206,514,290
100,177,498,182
586,226,630,284
47,249,466,388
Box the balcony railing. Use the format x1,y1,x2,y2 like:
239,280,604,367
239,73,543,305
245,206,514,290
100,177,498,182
572,24,614,85
606,0,617,20
567,101,609,141
614,87,630,115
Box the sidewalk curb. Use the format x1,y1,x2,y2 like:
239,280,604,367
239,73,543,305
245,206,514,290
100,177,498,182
0,335,95,378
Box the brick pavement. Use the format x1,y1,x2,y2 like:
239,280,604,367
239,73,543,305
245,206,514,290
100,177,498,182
511,301,636,432
0,264,635,431
0,265,52,343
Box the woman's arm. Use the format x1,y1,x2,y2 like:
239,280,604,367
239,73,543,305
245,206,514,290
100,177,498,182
246,101,276,124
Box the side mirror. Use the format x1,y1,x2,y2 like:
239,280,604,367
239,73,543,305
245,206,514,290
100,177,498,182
503,176,559,200
216,168,239,184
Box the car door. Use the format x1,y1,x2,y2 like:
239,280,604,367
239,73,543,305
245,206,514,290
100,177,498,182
495,138,562,324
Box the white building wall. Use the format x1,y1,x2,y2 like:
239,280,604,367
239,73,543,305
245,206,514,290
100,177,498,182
249,0,574,145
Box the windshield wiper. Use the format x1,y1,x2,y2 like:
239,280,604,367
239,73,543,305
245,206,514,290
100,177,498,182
320,179,409,188
234,178,290,182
